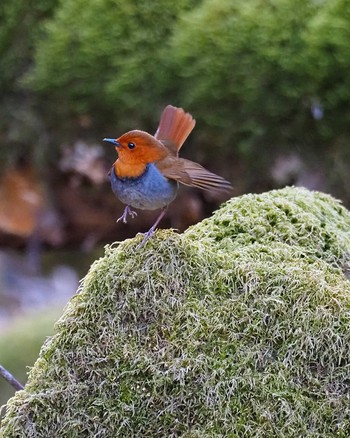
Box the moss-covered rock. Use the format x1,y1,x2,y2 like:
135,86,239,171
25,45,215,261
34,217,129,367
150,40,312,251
1,187,350,437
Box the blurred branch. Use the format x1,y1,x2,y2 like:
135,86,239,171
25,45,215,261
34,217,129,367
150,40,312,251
0,364,24,391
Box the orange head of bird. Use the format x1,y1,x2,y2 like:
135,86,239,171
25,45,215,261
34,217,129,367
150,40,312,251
103,130,168,166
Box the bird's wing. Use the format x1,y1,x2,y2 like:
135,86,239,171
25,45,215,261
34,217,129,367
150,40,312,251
156,156,233,193
154,105,196,155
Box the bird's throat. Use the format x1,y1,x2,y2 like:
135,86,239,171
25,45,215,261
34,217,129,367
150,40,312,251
114,160,147,179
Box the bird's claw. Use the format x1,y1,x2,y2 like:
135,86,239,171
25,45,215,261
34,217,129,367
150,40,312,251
117,206,137,224
136,229,155,249
135,207,168,249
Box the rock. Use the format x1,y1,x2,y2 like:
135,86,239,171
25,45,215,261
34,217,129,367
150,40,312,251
1,187,350,437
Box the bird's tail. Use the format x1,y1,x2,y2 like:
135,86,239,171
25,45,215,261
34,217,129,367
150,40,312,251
155,105,196,153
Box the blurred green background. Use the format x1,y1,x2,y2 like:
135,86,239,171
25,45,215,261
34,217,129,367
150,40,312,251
0,308,63,408
1,0,350,409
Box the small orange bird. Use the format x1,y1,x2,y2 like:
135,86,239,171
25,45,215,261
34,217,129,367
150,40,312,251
103,105,232,247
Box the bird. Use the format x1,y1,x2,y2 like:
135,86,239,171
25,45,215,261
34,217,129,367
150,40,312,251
103,105,232,247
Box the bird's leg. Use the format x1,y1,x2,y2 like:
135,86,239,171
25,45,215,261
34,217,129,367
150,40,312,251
137,207,168,249
117,205,137,224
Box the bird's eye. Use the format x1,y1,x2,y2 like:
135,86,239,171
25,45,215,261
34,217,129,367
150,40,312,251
128,142,136,149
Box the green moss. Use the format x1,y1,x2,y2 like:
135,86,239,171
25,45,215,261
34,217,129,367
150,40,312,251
1,187,350,437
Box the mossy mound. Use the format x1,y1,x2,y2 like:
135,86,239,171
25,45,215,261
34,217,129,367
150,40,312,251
1,187,350,437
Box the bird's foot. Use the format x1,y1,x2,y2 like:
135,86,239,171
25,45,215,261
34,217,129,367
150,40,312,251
117,205,137,224
136,228,156,249
136,207,168,249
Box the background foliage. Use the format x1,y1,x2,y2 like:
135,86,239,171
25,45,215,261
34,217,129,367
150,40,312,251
0,0,58,166
1,0,350,196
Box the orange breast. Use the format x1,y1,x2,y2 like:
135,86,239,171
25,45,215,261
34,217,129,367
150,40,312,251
113,160,148,179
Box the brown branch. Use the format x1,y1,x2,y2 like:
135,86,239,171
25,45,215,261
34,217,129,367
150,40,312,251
0,364,24,391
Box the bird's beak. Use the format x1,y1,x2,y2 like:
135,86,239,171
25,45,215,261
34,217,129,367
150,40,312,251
103,138,120,147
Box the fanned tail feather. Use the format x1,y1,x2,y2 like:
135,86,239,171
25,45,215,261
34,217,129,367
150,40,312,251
155,105,196,152
154,105,232,193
